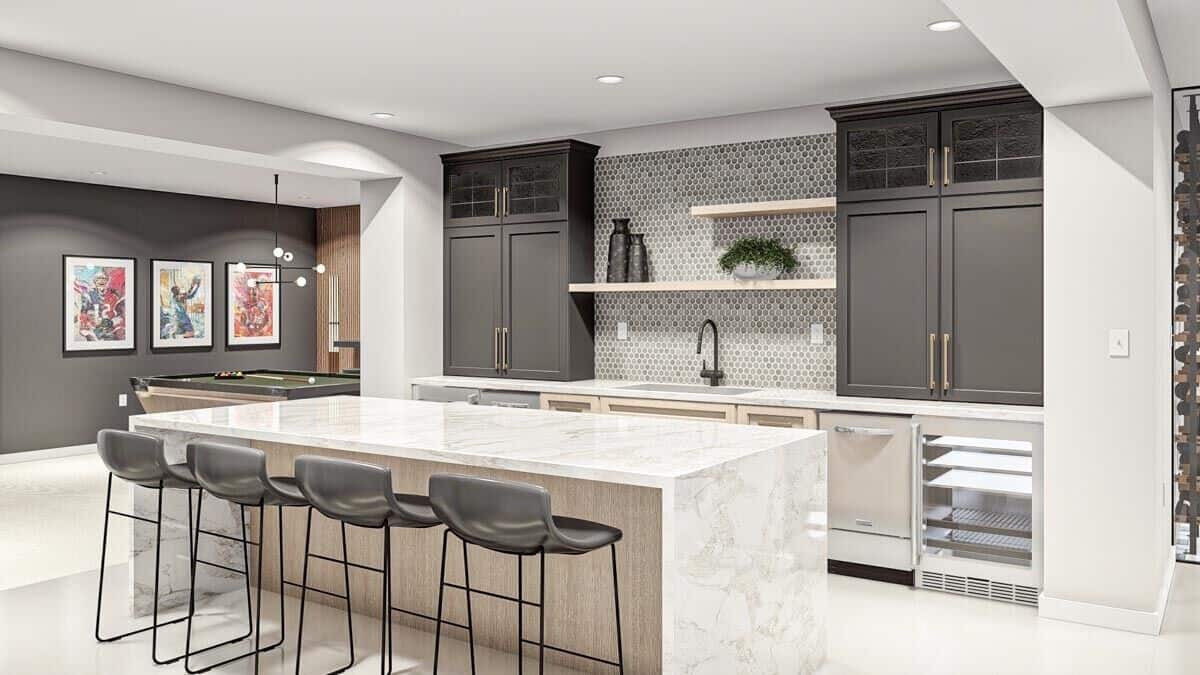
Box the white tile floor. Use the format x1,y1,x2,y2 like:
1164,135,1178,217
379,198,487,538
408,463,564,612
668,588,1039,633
1,452,1198,674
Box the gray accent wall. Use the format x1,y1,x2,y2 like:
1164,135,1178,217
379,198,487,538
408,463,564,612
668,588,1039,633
592,134,838,390
0,174,318,454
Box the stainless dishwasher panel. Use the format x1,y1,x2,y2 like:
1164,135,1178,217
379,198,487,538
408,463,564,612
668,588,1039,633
412,385,480,402
476,390,540,408
821,413,914,539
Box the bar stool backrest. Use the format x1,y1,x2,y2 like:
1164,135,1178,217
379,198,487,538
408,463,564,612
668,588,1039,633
294,454,397,526
428,473,554,554
191,441,271,506
97,429,168,483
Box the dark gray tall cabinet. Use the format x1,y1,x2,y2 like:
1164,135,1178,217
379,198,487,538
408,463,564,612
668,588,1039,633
830,87,1044,405
442,140,598,381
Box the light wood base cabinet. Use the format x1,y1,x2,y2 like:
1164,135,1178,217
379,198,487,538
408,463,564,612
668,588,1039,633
598,397,737,423
539,393,601,413
736,404,817,429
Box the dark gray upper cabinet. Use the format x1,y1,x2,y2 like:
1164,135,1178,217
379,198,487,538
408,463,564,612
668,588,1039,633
441,141,598,381
445,161,502,227
940,102,1043,196
837,199,940,400
831,87,1043,405
830,86,1042,203
940,192,1043,405
837,113,939,202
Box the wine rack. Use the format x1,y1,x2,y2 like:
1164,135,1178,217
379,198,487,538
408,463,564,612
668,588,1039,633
1174,88,1200,564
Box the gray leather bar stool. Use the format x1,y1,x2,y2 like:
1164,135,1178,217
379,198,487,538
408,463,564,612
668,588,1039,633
183,441,311,674
293,455,441,675
428,474,625,675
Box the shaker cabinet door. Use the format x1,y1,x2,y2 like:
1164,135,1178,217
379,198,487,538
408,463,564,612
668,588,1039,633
940,102,1043,196
445,161,502,227
501,155,568,224
837,113,939,202
501,222,568,379
837,199,940,399
444,227,503,376
939,192,1043,404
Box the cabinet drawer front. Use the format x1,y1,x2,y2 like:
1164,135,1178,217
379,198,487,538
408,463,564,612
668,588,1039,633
736,405,816,428
540,393,601,413
599,397,736,423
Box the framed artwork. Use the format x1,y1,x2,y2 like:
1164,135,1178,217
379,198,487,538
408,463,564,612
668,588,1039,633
151,259,213,349
63,255,136,353
226,263,280,347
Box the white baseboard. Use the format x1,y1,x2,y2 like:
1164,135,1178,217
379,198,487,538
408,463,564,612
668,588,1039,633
1038,547,1176,635
0,443,96,465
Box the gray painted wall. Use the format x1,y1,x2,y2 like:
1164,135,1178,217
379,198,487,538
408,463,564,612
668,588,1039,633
0,174,318,454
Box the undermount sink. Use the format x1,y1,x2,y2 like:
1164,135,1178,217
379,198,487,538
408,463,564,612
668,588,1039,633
618,383,760,395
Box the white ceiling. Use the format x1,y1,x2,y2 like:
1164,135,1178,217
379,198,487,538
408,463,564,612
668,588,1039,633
0,0,1013,147
0,128,360,207
1149,0,1200,88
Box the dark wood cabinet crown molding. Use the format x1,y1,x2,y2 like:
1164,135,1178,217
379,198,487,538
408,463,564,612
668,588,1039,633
826,85,1035,122
442,139,600,164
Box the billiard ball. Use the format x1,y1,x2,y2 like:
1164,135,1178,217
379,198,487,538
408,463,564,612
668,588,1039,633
307,377,316,384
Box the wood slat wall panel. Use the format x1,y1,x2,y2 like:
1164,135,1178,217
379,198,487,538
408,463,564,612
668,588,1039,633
316,205,361,372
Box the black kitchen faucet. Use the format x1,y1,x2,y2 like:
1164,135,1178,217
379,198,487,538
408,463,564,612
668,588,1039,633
696,319,724,386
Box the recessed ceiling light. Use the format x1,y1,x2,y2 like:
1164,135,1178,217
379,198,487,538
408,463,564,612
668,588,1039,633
927,19,962,32
595,75,624,85
370,112,394,119
90,170,106,176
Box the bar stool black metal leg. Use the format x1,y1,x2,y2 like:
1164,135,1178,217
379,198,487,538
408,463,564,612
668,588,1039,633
340,521,357,671
94,472,115,642
149,480,173,665
538,549,545,675
385,527,393,675
517,554,524,675
294,507,313,675
432,529,449,675
380,526,390,675
252,505,266,675
462,539,478,675
184,489,205,665
611,544,625,675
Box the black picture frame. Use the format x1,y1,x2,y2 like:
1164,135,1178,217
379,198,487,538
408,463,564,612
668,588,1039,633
149,258,214,352
225,262,282,351
62,254,137,355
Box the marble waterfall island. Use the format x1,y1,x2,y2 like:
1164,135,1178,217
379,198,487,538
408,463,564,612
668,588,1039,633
129,396,828,674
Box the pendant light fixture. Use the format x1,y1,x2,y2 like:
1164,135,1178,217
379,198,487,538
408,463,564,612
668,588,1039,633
235,174,326,289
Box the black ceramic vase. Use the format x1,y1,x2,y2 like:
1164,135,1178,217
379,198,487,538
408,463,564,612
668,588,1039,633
628,233,649,282
606,218,631,282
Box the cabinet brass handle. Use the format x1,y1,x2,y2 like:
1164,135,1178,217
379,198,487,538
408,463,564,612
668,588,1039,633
942,333,951,393
943,146,951,186
927,147,935,187
502,327,510,371
503,187,510,216
928,332,936,391
494,327,501,371
493,188,500,217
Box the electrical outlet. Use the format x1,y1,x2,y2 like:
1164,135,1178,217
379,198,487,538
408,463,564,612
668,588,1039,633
810,323,824,345
117,393,128,407
617,321,629,341
1108,329,1129,357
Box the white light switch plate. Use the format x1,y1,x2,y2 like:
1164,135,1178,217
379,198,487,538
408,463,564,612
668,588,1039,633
810,323,824,345
617,322,629,341
118,393,128,407
1108,329,1129,357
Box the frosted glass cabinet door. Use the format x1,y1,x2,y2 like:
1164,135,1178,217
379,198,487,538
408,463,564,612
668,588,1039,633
501,155,568,224
837,112,939,202
940,102,1043,196
445,161,502,227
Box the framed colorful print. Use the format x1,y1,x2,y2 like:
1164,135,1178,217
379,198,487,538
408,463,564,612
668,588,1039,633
63,255,136,353
151,259,213,349
226,263,280,347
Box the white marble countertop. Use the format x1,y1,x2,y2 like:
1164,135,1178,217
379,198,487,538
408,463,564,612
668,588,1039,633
129,395,825,488
410,375,1045,423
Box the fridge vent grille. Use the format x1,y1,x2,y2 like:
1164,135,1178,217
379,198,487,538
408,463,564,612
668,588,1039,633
920,571,1038,607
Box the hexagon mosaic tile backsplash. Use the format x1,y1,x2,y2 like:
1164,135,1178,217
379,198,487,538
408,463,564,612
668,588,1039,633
593,133,838,390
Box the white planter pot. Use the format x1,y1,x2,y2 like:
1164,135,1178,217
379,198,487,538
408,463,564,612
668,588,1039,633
731,263,782,281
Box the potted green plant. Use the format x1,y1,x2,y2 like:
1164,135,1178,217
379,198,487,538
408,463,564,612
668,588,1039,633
718,237,798,280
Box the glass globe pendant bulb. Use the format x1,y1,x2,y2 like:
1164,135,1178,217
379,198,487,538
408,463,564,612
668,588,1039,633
235,261,247,272
272,247,284,258
247,278,257,288
295,276,307,288
283,251,294,262
314,263,327,274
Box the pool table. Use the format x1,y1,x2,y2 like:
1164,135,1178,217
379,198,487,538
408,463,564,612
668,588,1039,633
130,369,359,413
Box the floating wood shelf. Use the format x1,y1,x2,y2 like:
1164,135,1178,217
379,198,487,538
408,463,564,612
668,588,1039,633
568,278,836,293
689,197,836,219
